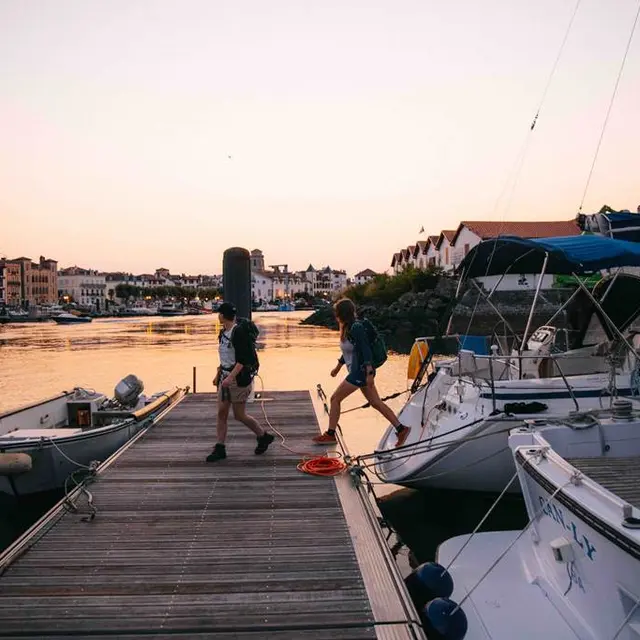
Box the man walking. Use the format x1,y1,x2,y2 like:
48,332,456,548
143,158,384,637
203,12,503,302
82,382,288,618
207,302,274,462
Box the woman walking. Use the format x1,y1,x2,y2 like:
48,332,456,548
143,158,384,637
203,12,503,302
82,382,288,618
312,298,410,447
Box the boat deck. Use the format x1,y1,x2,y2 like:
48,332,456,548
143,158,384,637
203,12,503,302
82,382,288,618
568,455,640,509
0,391,423,639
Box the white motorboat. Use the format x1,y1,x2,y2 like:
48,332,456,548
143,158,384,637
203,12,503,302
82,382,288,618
119,305,157,317
51,313,92,324
157,303,187,317
375,235,640,493
430,399,640,640
0,376,184,497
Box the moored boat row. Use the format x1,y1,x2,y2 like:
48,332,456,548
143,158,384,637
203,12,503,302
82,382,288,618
382,234,640,638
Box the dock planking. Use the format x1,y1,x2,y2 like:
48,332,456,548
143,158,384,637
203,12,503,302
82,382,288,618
0,391,424,639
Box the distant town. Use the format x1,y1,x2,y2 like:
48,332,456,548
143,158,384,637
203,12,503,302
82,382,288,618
4,205,638,317
0,249,380,315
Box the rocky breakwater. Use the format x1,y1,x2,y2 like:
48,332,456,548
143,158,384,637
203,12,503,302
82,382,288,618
301,277,458,354
301,275,577,355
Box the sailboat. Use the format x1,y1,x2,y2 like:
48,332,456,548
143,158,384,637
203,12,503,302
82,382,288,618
375,235,640,492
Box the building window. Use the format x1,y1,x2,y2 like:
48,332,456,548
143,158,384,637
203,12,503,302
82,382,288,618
464,243,470,256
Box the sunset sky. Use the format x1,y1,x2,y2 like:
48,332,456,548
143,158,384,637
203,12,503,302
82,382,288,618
1,0,639,276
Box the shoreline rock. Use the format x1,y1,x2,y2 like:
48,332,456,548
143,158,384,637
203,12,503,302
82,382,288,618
301,275,577,355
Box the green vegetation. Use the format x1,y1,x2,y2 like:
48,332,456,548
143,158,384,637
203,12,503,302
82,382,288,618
553,273,602,289
343,265,443,306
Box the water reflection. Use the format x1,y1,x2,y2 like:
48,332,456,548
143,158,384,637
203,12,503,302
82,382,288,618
0,312,335,353
0,311,380,409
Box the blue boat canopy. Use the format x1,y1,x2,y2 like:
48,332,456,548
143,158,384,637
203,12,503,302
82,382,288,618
457,234,640,278
578,211,640,243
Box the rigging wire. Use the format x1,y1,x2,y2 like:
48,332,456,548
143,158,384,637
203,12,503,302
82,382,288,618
456,0,584,346
578,0,640,213
530,0,583,132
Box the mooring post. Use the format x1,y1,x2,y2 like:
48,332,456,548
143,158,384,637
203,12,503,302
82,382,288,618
222,247,252,320
192,366,197,394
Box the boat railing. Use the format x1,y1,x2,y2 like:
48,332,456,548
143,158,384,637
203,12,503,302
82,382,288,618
520,437,638,520
446,351,586,413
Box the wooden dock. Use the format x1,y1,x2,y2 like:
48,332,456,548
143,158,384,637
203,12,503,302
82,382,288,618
0,391,424,639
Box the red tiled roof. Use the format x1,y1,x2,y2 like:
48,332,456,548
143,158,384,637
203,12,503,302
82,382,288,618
428,235,439,245
435,231,456,249
390,253,401,267
355,268,377,278
453,220,580,244
414,241,428,257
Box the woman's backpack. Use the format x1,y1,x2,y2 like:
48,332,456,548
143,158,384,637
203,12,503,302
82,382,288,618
361,318,388,369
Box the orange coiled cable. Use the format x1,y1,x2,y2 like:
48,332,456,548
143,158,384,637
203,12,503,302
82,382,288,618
297,454,347,476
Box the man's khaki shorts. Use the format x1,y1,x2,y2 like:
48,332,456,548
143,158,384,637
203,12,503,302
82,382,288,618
218,377,252,404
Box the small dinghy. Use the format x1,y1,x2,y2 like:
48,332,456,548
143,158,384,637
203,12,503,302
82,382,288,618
0,376,184,497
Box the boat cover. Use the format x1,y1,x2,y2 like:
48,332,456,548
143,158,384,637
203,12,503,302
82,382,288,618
458,234,640,277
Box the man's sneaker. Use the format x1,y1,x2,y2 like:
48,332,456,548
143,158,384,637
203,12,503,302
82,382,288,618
206,444,226,462
312,431,337,444
255,432,275,455
395,426,411,448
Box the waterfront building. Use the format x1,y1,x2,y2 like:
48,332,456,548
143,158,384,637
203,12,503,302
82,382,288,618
0,256,57,307
353,269,378,286
58,266,107,309
249,250,347,303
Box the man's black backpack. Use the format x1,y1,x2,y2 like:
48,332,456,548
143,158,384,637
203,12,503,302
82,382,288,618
238,318,260,372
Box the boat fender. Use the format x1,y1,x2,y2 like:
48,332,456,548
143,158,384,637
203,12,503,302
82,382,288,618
407,341,429,380
0,453,32,476
404,561,453,610
422,597,467,640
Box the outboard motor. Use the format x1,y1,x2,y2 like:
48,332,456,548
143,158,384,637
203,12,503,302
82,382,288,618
521,326,556,379
114,374,145,408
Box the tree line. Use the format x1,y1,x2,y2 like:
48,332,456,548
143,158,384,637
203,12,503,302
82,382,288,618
114,284,222,302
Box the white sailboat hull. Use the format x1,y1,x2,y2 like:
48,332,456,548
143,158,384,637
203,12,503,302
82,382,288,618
375,367,634,493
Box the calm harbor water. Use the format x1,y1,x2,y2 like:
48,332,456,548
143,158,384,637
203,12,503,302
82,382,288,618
0,311,411,456
0,311,526,558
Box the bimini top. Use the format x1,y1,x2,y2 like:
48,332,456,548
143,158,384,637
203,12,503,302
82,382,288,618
457,234,640,278
578,211,640,242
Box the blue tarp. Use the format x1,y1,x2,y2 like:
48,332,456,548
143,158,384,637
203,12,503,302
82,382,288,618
459,335,490,355
457,234,640,278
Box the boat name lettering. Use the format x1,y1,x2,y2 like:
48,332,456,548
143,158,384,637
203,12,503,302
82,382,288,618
538,496,597,561
568,561,586,593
